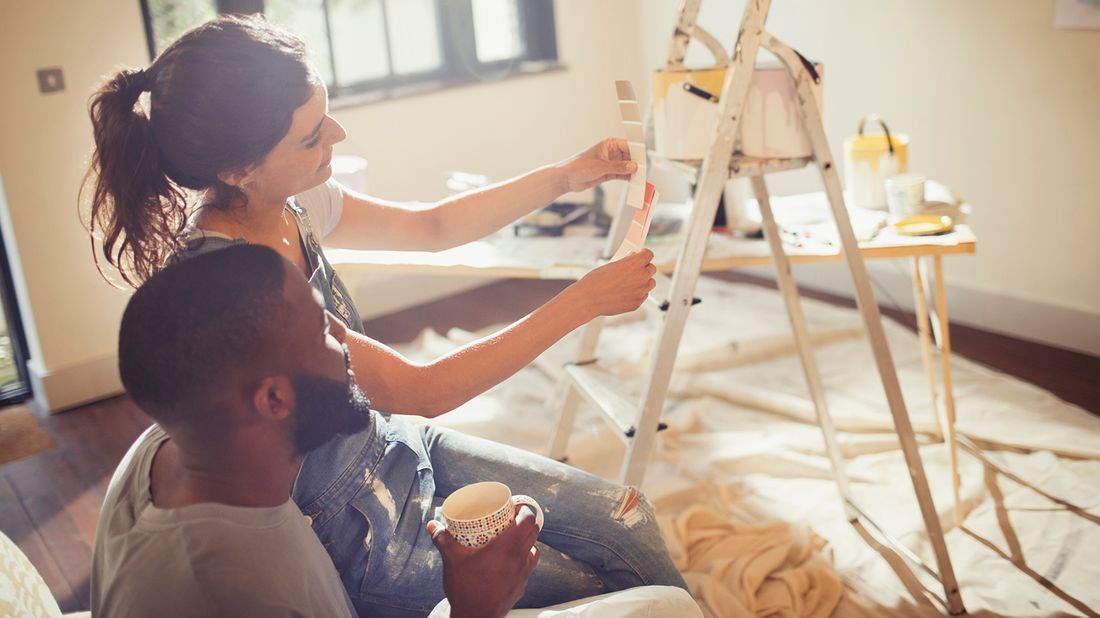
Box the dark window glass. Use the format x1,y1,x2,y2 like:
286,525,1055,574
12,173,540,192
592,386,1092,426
140,0,559,102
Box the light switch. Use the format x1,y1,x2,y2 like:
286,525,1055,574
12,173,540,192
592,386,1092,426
36,67,65,94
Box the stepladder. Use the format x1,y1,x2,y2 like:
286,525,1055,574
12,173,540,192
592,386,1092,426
546,0,966,613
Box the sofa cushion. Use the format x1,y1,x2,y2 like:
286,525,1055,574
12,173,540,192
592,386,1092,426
0,530,62,618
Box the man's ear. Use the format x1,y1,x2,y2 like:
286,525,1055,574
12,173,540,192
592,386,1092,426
252,375,295,422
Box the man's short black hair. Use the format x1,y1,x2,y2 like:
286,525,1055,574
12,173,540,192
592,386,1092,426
118,244,290,422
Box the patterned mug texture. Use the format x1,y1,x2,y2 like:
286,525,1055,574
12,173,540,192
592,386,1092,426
441,481,544,548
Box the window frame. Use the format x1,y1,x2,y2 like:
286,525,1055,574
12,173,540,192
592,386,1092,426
139,0,560,105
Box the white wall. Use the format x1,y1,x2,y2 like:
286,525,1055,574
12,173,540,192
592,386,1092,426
0,0,645,410
639,0,1100,355
0,0,141,411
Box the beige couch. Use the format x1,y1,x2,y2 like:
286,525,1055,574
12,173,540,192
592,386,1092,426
0,530,88,618
1,530,698,617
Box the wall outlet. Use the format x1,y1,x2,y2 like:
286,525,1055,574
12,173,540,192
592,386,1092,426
36,67,65,94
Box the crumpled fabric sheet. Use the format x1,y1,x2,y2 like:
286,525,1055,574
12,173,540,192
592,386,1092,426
659,505,842,618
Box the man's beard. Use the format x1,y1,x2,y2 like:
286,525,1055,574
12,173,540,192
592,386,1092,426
291,353,373,454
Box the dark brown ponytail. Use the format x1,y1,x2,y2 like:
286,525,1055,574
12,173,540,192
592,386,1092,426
82,15,315,287
85,67,187,287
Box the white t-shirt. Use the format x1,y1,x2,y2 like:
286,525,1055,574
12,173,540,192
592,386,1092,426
90,425,355,618
295,177,345,238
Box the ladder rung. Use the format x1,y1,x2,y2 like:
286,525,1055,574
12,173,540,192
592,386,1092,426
647,272,701,311
564,363,635,439
728,155,811,178
638,421,670,437
656,153,811,181
563,363,669,440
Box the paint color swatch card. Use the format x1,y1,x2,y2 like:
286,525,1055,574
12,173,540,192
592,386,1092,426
614,182,657,260
615,79,646,209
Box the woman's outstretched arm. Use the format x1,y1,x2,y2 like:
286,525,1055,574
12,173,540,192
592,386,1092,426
322,138,637,252
343,250,655,417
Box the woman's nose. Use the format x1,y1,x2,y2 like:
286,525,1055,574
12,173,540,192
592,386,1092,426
326,116,348,145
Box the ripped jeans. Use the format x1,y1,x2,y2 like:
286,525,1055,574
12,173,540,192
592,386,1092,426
293,412,687,617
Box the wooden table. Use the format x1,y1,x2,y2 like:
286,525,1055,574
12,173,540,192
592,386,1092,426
326,219,975,281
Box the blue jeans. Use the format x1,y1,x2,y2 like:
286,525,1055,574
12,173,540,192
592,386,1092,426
293,413,688,617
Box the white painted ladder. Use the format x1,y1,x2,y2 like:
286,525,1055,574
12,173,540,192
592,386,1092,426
546,0,965,613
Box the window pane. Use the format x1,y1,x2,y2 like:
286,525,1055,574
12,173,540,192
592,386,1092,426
266,0,337,85
146,0,217,55
328,0,391,84
384,0,442,75
0,310,18,392
471,0,524,62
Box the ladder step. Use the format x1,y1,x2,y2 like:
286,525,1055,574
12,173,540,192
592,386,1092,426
563,363,669,439
729,155,811,179
656,153,811,182
647,272,701,311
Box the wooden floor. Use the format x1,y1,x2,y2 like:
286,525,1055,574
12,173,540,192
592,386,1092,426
2,275,1097,612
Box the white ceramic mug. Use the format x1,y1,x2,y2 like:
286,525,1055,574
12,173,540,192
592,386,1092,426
440,482,544,548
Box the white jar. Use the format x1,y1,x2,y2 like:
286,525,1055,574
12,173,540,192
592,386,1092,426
884,173,926,217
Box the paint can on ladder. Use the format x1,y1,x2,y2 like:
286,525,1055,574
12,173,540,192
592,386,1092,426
740,61,824,159
651,62,825,161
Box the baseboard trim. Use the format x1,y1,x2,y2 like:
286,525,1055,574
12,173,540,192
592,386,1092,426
27,354,123,413
741,263,1100,357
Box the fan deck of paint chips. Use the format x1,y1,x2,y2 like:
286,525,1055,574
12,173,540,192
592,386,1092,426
613,80,657,260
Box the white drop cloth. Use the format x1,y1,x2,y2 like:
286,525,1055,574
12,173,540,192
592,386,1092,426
398,278,1100,617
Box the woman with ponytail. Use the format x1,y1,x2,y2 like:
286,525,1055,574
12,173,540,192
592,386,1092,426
86,15,323,286
84,14,686,617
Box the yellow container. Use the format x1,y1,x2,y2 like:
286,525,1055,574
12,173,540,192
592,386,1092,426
843,115,909,209
652,66,727,160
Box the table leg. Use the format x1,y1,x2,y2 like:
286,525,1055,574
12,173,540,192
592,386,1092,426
911,257,943,440
929,255,961,525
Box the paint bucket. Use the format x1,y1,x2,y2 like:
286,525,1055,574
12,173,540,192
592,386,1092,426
652,66,726,160
741,62,824,159
652,63,824,161
843,115,909,209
